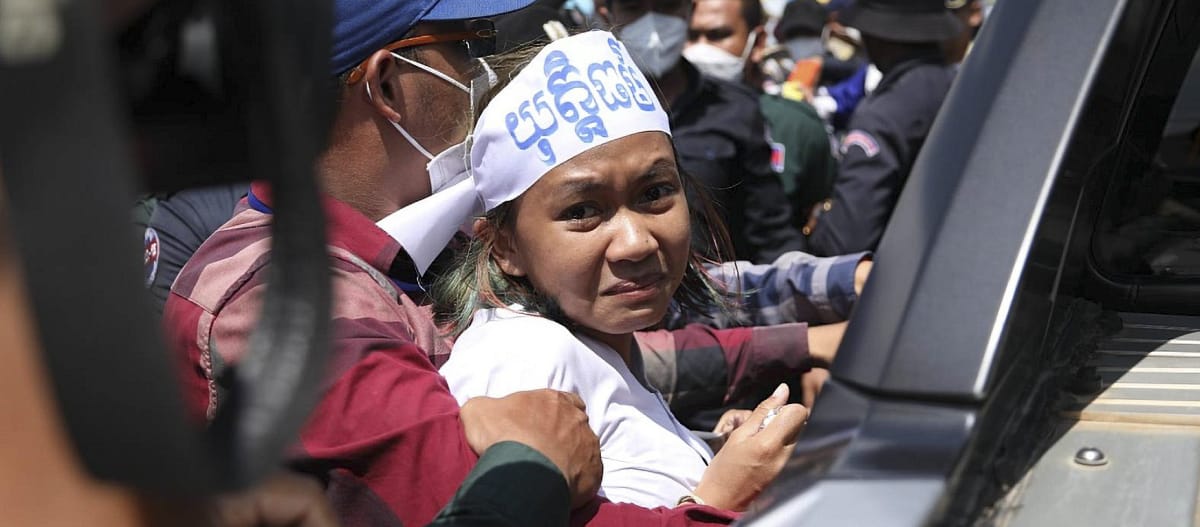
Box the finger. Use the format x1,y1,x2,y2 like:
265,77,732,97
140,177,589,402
727,410,751,430
756,404,809,446
731,392,789,441
802,385,816,409
558,390,587,411
714,417,736,435
713,410,744,434
755,383,789,411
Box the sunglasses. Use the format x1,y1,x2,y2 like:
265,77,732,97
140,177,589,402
345,19,497,85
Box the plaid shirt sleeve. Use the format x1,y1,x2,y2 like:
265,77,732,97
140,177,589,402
636,322,809,423
666,251,871,329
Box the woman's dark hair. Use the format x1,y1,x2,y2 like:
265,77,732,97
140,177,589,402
431,37,739,336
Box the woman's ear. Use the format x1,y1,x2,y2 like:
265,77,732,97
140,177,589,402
482,219,527,277
362,49,404,123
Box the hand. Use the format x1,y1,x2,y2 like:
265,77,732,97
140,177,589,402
692,384,809,511
807,321,847,368
712,409,753,436
854,259,873,296
800,368,830,408
211,472,340,527
459,389,602,509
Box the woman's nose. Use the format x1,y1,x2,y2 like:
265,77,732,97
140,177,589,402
606,212,659,263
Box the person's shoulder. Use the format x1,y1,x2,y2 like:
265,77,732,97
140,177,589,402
152,183,249,228
855,61,955,134
889,61,955,98
169,209,273,310
872,60,955,104
441,309,590,399
760,94,824,128
904,60,957,81
701,73,761,109
454,308,584,360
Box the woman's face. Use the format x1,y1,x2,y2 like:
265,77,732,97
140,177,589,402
493,132,690,344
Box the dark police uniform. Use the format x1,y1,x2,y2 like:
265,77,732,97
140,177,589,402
144,183,249,313
802,55,956,255
671,59,806,264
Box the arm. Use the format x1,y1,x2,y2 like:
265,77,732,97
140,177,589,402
290,317,480,527
146,183,248,314
823,64,869,126
430,441,571,527
664,250,871,329
738,113,807,264
803,126,903,256
196,273,478,527
636,323,810,424
569,500,737,526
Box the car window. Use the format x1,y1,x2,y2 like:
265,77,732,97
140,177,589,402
1093,46,1200,277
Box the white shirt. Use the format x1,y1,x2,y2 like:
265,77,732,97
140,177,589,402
440,307,714,508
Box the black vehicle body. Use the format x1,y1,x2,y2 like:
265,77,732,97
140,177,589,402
744,0,1200,524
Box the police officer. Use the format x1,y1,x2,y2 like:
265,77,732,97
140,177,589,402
602,0,807,264
801,0,962,255
685,0,839,242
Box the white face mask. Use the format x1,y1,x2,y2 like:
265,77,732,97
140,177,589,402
683,32,758,83
368,56,498,194
785,36,825,61
618,12,688,78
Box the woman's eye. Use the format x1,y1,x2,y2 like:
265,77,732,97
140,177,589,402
560,203,601,222
641,183,678,204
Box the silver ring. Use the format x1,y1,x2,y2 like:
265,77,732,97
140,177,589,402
759,407,781,430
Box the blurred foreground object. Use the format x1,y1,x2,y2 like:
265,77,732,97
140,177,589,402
0,0,333,496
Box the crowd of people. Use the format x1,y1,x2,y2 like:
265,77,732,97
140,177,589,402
129,0,987,525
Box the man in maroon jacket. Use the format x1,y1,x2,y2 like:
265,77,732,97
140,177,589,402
162,0,803,525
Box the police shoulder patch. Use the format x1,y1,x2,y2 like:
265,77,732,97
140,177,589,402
144,227,160,288
841,130,880,158
769,140,786,174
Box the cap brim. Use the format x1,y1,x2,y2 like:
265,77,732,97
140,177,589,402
841,8,963,43
423,0,537,21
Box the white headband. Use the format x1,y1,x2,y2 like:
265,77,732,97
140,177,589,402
377,30,672,275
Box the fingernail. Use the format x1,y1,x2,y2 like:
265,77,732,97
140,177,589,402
772,383,788,399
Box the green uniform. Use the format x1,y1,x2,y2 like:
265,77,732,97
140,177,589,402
759,93,836,224
431,441,570,527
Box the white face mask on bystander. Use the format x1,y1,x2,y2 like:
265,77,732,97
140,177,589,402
368,56,498,193
618,12,688,78
683,32,758,83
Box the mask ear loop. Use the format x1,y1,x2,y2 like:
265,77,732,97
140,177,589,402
470,58,499,123
741,31,759,62
364,73,438,161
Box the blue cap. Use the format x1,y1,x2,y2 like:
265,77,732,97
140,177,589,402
331,0,536,76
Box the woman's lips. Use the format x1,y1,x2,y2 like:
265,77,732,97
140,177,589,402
602,273,667,298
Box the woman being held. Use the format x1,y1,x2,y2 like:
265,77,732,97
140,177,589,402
429,31,808,511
